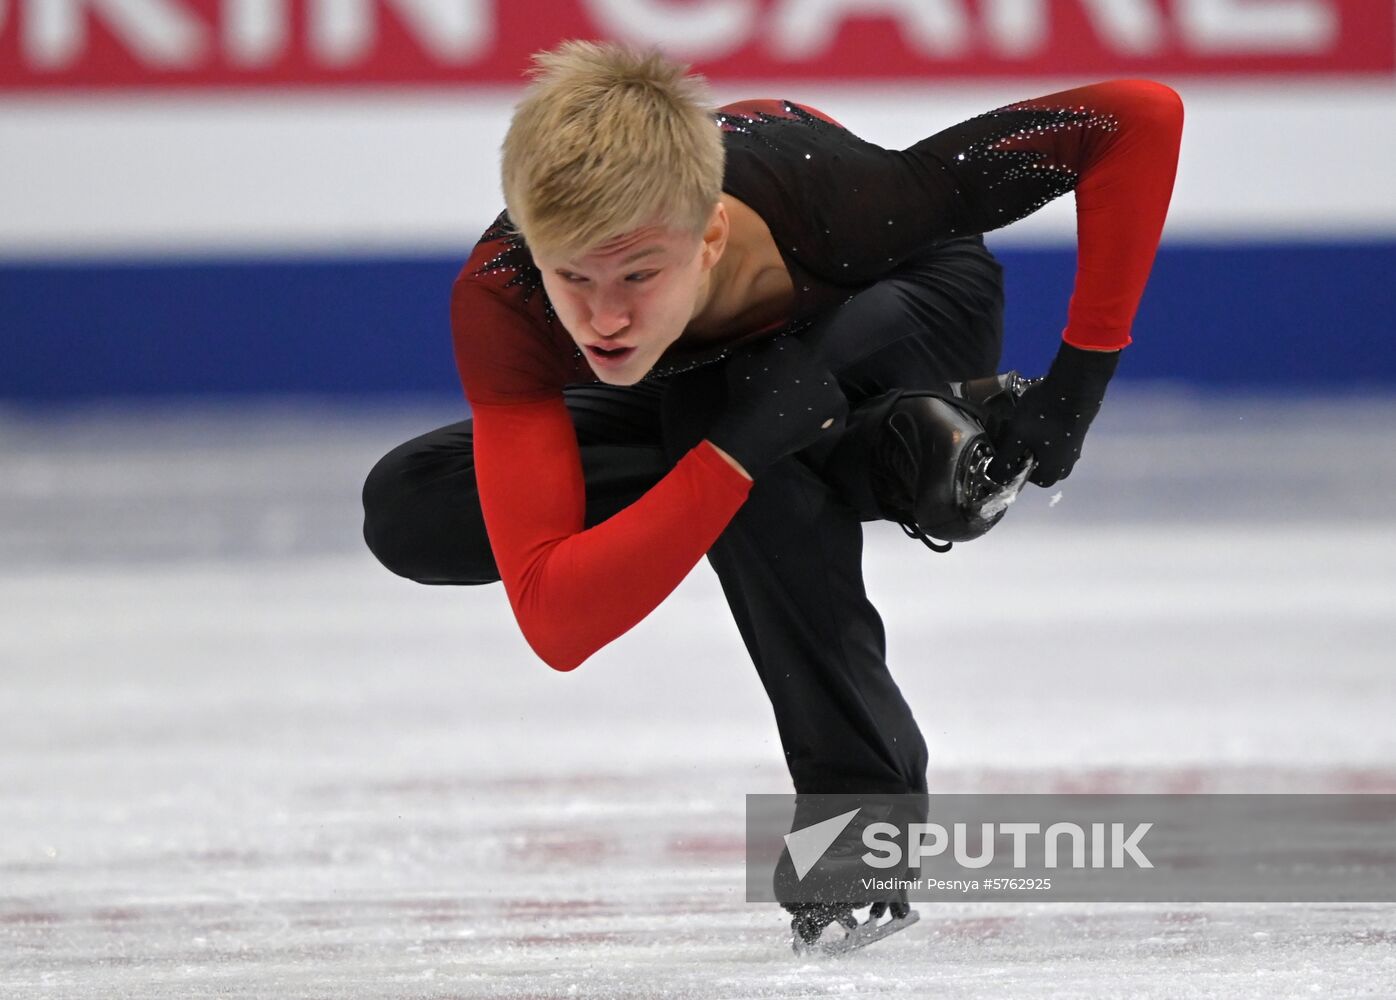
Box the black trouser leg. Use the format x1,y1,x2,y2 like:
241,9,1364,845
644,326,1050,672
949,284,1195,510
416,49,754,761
714,443,926,794
664,237,1004,795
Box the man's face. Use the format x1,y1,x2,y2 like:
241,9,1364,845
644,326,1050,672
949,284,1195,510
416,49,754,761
536,208,725,386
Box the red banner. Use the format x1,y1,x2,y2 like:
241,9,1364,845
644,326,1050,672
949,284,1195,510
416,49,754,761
1,0,1391,91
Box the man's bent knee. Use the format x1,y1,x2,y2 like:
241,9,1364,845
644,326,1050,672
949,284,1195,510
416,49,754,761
361,443,500,586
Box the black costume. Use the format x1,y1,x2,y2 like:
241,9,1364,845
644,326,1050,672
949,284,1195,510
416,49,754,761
364,82,1183,796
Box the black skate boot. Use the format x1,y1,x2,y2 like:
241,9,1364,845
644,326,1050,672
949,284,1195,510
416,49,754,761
869,372,1037,552
773,799,924,955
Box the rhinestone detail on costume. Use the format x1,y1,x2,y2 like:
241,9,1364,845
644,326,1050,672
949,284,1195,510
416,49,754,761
713,102,842,148
469,212,556,321
948,104,1120,230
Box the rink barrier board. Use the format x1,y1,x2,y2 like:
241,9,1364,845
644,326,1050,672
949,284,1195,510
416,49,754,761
4,239,1393,401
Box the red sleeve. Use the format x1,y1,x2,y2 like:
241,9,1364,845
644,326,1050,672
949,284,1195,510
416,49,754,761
472,398,751,672
452,257,753,671
999,80,1185,350
452,278,574,405
449,225,755,670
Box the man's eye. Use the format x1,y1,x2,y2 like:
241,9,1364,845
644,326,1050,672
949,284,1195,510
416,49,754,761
558,272,588,283
626,271,659,283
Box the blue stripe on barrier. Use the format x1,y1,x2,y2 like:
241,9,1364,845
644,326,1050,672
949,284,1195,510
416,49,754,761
997,240,1396,390
3,241,1393,401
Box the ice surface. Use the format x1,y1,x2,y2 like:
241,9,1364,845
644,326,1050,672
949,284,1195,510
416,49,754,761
2,391,1395,998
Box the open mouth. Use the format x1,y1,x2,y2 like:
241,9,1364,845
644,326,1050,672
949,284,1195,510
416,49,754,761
587,344,635,363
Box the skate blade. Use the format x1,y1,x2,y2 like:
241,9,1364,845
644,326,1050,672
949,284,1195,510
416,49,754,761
967,451,1034,522
794,910,920,956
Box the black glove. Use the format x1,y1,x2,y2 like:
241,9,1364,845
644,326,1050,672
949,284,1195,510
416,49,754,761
986,342,1120,488
705,336,847,477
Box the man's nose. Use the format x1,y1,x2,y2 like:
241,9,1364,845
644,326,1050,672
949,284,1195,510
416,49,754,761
590,290,630,337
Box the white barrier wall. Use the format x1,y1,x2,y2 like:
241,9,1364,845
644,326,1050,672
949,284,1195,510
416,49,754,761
3,80,1396,256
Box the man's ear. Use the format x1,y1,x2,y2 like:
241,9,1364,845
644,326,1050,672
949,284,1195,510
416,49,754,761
699,201,728,271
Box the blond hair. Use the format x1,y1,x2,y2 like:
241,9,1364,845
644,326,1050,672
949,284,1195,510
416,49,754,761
500,40,725,260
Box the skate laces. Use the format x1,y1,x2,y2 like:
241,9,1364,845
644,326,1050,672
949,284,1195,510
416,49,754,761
872,411,953,554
